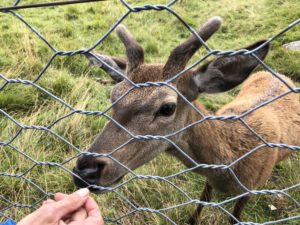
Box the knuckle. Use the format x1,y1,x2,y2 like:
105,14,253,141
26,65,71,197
40,204,56,216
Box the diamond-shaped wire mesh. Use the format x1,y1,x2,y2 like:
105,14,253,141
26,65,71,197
0,0,300,224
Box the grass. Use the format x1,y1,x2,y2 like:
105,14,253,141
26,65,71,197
0,0,300,224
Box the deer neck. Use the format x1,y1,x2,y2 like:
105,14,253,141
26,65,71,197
169,100,239,168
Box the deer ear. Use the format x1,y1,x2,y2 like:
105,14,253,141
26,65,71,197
192,40,269,94
84,52,127,82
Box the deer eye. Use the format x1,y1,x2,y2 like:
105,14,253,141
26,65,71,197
157,103,176,117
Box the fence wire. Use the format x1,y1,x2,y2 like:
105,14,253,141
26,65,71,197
0,0,300,224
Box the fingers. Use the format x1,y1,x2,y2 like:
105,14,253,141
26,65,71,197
18,202,58,225
18,189,91,225
42,193,66,206
59,220,67,225
55,193,103,224
42,192,67,206
52,188,90,219
42,191,91,223
54,193,77,222
68,207,87,222
55,192,67,201
84,196,104,225
43,199,55,205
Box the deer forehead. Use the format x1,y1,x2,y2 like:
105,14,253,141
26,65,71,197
129,64,165,83
111,83,178,111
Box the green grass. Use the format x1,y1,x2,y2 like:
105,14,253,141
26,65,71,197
0,0,300,224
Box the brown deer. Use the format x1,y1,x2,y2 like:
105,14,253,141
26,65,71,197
73,16,300,224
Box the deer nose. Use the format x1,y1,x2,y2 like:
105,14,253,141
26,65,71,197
73,155,106,189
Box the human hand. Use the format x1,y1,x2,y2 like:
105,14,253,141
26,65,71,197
18,188,104,225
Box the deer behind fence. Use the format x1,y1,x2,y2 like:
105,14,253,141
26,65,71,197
72,16,300,224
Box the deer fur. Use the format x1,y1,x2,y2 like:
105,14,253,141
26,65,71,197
74,16,300,224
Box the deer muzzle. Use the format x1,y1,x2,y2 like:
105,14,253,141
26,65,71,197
73,155,124,192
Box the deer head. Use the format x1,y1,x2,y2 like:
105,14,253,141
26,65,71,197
73,16,269,190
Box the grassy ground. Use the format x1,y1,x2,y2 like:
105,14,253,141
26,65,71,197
0,0,299,224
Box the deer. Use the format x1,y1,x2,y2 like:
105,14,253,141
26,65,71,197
72,16,300,224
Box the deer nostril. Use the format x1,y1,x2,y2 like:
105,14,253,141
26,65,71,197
96,161,105,173
83,162,105,178
76,161,87,172
75,156,90,171
73,156,108,189
74,158,106,181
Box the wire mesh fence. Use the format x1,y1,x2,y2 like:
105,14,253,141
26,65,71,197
0,0,300,224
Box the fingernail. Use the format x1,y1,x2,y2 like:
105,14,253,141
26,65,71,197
76,188,90,198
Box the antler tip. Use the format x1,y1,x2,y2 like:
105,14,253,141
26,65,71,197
211,16,223,23
205,16,223,29
116,24,129,37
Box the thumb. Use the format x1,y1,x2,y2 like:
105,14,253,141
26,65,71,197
53,188,90,219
